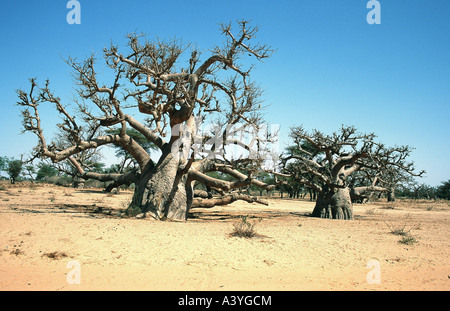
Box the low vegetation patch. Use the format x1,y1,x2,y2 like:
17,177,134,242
10,248,25,256
230,215,262,238
384,214,420,245
42,251,68,260
398,235,418,245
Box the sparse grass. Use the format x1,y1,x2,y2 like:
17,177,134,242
230,215,261,238
10,248,25,256
385,214,420,245
95,197,105,204
365,208,384,215
374,199,449,211
5,190,18,196
385,213,420,235
386,223,411,236
26,182,38,189
398,235,418,245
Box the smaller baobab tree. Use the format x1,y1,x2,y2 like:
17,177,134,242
280,125,424,220
348,140,426,203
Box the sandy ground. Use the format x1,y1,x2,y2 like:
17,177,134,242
0,181,449,291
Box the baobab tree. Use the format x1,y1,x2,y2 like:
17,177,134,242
349,162,419,203
17,21,276,221
280,125,424,220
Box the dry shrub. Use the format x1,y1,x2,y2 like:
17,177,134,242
10,249,24,256
385,214,420,245
230,215,261,238
42,251,68,260
398,235,418,245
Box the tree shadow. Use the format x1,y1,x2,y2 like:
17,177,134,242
74,189,106,194
188,209,310,222
4,202,125,220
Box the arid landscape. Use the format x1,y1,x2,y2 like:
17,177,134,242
0,181,449,291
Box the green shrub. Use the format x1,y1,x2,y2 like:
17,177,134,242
230,215,260,238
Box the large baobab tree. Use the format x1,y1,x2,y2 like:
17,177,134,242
280,125,424,220
17,21,276,221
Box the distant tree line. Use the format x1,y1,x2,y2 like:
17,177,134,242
396,180,450,200
0,155,130,189
1,153,449,202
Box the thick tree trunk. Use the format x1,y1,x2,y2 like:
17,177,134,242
126,152,193,221
73,176,85,189
350,187,368,203
387,187,396,202
312,187,354,220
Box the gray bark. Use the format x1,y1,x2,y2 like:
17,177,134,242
312,187,354,220
387,187,396,202
126,151,193,221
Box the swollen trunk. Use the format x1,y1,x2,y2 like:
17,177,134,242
126,152,193,221
312,187,354,220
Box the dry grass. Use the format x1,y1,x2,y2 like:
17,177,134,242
10,249,25,256
384,213,421,245
365,208,385,215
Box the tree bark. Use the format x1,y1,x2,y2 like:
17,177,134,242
387,187,396,202
126,151,193,221
312,187,354,220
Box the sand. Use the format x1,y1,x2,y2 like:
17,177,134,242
0,181,449,291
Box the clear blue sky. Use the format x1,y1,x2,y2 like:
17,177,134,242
0,0,448,186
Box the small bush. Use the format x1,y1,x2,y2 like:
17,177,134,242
384,214,420,236
388,225,410,236
398,234,418,245
230,215,260,238
385,216,420,245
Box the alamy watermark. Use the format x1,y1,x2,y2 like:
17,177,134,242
170,118,280,171
366,259,381,284
66,260,81,284
367,0,381,24
67,0,81,25
65,1,380,26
